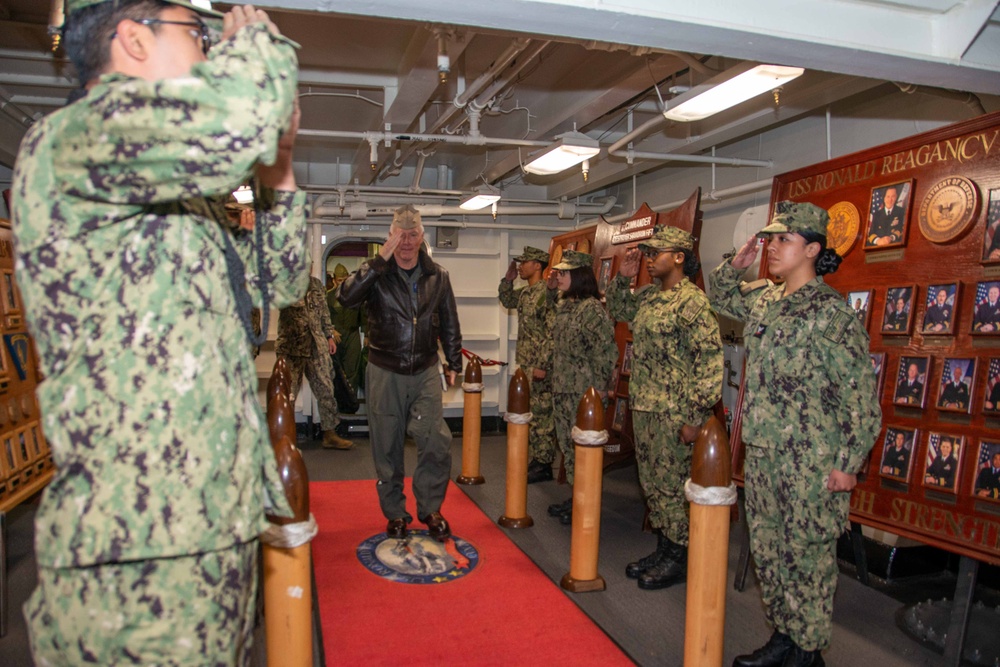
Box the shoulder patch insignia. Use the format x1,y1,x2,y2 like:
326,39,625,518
823,311,852,344
739,278,769,296
679,297,705,324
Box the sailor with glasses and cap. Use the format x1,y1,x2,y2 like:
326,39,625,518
12,1,305,663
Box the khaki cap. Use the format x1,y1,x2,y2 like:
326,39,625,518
391,205,422,230
759,201,830,238
333,264,349,279
552,249,594,271
513,246,550,264
637,225,695,253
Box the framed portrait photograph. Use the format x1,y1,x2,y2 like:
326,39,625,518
971,280,1000,334
621,341,634,376
921,282,959,335
982,188,1000,264
973,440,1000,501
879,426,917,482
847,289,873,329
937,357,976,413
893,355,930,408
882,285,916,335
597,255,615,296
611,396,628,432
923,432,964,493
984,358,1000,414
870,352,886,399
865,180,913,249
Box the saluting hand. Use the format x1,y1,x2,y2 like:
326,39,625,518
379,228,403,261
505,260,518,282
222,5,282,41
619,248,641,278
731,237,761,270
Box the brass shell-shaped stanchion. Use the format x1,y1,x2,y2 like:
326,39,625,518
263,362,315,667
267,356,291,409
683,416,735,667
560,388,607,593
498,368,533,528
456,357,485,485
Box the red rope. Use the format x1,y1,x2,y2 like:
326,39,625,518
461,349,508,367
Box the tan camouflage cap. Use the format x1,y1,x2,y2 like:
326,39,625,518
513,246,550,264
552,249,594,271
65,0,224,18
637,225,694,253
759,201,830,238
333,263,349,279
391,204,422,230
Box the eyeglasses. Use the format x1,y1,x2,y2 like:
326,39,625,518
135,18,214,55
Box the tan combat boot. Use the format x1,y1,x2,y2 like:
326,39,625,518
322,430,353,450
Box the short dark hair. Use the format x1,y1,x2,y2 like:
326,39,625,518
63,0,169,84
562,266,601,301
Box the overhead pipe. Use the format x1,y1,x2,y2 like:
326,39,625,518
602,180,771,224
307,218,577,232
606,114,668,155
308,190,601,207
311,197,616,220
893,82,985,115
608,150,772,168
298,127,550,149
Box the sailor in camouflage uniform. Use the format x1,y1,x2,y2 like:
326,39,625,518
546,250,617,524
499,246,557,483
710,203,881,667
277,272,353,449
11,2,306,664
606,226,722,590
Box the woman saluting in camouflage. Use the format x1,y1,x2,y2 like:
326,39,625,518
709,203,880,667
607,226,722,591
545,250,618,525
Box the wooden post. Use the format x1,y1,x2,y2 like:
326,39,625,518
683,416,734,667
499,368,533,528
456,357,485,485
560,388,606,593
263,363,313,667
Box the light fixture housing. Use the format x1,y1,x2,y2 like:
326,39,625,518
459,184,501,210
232,185,254,204
523,132,601,176
662,63,804,123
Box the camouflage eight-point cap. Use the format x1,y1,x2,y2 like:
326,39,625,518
758,201,830,238
638,225,695,253
552,249,593,271
513,246,550,264
65,0,224,17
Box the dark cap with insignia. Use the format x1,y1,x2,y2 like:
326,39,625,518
392,204,422,230
513,246,550,264
552,249,594,271
759,201,829,239
637,225,695,253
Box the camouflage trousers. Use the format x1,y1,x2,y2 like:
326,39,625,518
553,392,579,485
285,348,340,430
26,541,259,666
632,410,690,546
527,370,557,465
744,442,850,651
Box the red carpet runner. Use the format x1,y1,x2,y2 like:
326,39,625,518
310,480,633,665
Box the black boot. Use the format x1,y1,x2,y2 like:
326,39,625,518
637,538,686,590
780,646,824,667
625,531,669,579
547,497,572,517
527,460,554,484
732,631,794,667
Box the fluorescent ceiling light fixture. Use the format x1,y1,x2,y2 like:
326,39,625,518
523,132,601,176
232,185,254,204
662,64,804,122
459,184,501,210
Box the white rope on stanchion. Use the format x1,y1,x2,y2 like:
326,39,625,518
684,480,737,506
571,426,609,446
462,382,485,393
260,513,318,549
504,411,532,424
